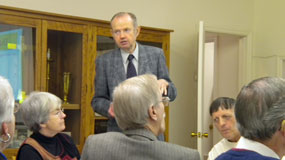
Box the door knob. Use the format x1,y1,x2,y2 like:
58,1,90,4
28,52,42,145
202,133,208,138
191,132,201,137
191,132,208,138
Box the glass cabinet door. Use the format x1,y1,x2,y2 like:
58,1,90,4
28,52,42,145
42,20,88,147
0,15,41,149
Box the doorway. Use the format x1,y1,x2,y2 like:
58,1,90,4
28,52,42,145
196,21,251,159
205,32,241,148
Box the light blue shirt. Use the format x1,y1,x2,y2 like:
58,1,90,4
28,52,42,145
121,42,139,75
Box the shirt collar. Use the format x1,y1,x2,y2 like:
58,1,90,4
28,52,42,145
121,42,139,64
236,136,280,159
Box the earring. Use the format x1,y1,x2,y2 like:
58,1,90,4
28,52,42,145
0,133,11,143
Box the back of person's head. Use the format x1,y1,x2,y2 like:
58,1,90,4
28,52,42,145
21,92,62,132
262,99,285,140
0,76,15,126
113,74,160,130
209,97,235,116
235,77,285,140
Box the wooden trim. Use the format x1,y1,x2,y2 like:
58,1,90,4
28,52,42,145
41,20,48,91
0,5,173,33
62,103,80,110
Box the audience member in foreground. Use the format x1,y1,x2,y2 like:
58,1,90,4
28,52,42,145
0,76,16,160
216,77,285,160
17,92,80,160
208,97,240,160
82,74,200,160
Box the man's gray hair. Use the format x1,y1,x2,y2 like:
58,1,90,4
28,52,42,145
0,76,14,129
110,12,138,28
235,77,285,140
262,99,285,140
21,92,62,132
113,74,160,130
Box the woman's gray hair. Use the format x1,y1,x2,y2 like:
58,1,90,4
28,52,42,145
235,77,285,140
0,76,14,129
262,99,285,140
21,92,62,132
113,74,160,130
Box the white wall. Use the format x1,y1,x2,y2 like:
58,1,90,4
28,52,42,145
252,0,285,79
0,0,254,148
253,0,285,57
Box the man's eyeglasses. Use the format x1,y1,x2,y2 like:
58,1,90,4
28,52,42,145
161,97,170,106
14,102,20,113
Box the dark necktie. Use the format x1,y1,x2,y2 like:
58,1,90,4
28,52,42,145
126,54,137,78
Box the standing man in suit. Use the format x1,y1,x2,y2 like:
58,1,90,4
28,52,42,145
82,74,199,160
91,12,177,132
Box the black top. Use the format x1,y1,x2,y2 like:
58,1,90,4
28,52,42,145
16,132,80,160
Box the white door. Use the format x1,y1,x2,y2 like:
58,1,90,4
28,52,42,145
196,21,209,159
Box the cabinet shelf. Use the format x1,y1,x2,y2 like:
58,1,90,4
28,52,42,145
95,116,108,120
62,103,80,110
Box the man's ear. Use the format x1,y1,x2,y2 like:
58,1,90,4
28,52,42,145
135,26,141,37
148,106,158,121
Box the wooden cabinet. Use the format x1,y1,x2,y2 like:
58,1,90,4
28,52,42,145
0,5,172,159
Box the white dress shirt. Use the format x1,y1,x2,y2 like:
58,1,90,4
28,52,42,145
236,136,280,159
121,42,139,75
208,138,238,160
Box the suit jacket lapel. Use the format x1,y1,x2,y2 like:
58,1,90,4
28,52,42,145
138,44,150,75
111,49,126,84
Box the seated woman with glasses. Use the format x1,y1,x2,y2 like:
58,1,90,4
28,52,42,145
16,92,80,160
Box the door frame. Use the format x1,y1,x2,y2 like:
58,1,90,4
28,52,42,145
204,25,252,88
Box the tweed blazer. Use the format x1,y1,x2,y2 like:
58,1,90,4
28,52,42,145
81,128,200,160
91,44,177,131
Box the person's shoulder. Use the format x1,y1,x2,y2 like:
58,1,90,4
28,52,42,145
98,49,118,58
213,138,227,147
156,141,200,159
17,143,42,160
208,139,228,160
216,149,279,160
86,132,125,142
140,44,161,50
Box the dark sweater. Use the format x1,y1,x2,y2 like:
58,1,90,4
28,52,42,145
216,148,279,160
16,132,80,160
